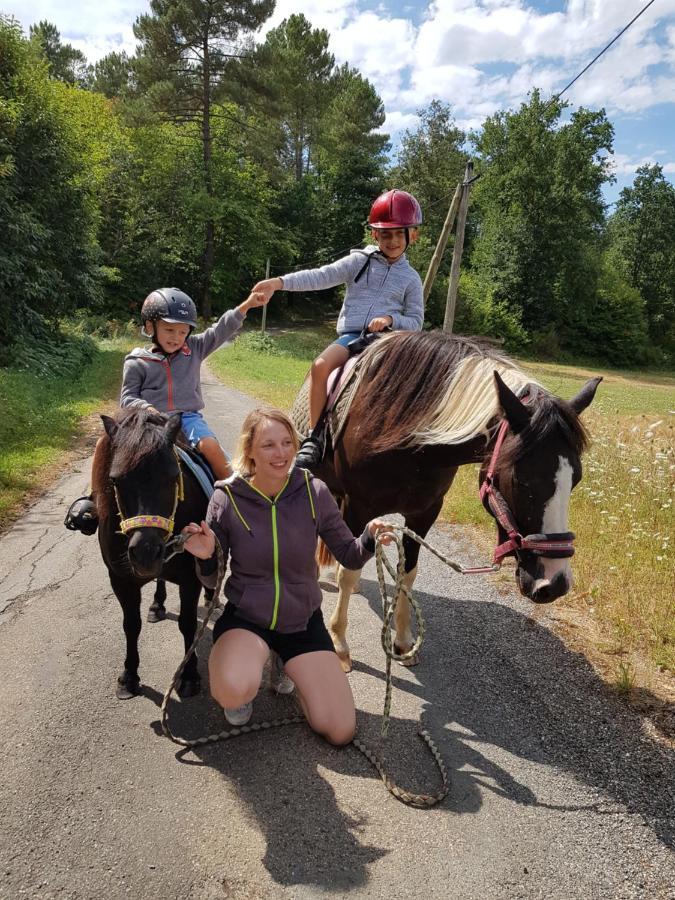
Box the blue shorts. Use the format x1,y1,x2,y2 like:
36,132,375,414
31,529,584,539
181,411,220,449
333,332,361,350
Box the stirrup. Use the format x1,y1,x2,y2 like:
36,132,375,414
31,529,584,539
64,495,99,535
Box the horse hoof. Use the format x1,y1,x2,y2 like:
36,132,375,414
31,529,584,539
147,607,167,623
337,653,352,674
394,644,419,667
176,677,201,698
116,678,142,700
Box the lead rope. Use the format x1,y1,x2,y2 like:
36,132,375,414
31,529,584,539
161,524,497,807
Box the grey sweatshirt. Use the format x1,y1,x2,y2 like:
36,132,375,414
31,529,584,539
197,468,375,633
120,308,245,414
280,245,424,334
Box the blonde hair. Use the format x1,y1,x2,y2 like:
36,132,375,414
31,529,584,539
233,407,299,476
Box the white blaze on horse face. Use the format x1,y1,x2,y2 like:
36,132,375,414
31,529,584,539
538,455,574,588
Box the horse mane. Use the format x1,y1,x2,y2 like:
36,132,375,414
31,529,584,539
495,383,590,473
92,408,186,521
349,331,534,454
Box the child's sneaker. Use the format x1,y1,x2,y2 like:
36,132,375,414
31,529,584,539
271,653,295,695
223,702,253,726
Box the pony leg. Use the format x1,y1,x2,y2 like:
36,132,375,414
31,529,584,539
329,564,362,673
110,572,143,699
176,580,202,698
147,579,167,623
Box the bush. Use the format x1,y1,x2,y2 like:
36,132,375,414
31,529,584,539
453,271,529,351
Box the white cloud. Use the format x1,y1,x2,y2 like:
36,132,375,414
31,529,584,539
608,151,675,176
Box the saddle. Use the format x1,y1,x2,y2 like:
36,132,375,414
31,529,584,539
290,330,387,447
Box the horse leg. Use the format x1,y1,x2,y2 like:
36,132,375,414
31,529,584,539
147,579,167,623
330,564,362,673
328,496,370,673
393,501,444,666
110,573,143,699
176,580,202,698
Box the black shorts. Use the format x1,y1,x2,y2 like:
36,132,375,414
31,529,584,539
212,603,335,663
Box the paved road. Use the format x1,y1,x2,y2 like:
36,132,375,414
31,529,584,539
1,367,674,899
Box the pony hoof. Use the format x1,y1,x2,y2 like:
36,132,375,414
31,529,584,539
337,653,352,674
147,607,167,623
176,677,201,698
116,677,142,700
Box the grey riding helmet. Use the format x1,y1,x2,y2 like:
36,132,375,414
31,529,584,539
141,288,198,334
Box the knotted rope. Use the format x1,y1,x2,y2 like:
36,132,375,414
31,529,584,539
161,524,497,807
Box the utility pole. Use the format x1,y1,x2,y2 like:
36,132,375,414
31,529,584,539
423,181,462,302
261,257,270,335
443,160,474,333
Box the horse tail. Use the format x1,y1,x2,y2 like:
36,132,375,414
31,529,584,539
316,538,335,569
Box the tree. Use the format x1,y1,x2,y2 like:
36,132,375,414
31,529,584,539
608,164,675,352
133,0,275,317
0,17,101,348
29,21,88,86
90,51,134,98
470,89,614,345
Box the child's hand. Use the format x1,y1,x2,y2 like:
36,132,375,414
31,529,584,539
181,520,216,559
238,291,269,316
367,316,393,333
252,277,283,301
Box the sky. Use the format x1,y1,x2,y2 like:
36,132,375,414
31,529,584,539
4,0,675,203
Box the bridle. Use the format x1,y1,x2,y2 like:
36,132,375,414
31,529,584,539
477,408,576,569
112,446,188,560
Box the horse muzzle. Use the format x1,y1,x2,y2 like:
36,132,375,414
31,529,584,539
516,564,572,603
127,529,166,579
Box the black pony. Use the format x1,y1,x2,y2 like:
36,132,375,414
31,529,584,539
94,408,210,699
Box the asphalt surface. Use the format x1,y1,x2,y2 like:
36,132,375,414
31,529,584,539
1,366,674,900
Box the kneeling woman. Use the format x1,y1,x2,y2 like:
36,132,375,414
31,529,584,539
182,407,392,745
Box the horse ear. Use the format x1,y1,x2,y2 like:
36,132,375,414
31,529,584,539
164,413,183,445
569,376,602,415
101,415,118,439
494,371,530,433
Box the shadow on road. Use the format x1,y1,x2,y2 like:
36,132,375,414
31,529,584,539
139,572,673,893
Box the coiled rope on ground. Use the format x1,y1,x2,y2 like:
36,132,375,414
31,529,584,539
161,524,496,807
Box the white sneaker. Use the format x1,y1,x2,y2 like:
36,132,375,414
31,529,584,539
271,653,295,695
223,702,253,726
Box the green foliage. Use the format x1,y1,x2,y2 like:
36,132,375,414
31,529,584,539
29,20,88,86
0,17,101,347
563,254,650,366
608,164,675,354
470,90,614,347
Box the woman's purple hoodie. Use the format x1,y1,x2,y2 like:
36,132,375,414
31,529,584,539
197,468,375,633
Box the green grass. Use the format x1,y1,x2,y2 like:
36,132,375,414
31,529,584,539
210,326,675,679
0,336,134,525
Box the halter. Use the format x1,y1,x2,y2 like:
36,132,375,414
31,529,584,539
114,447,185,542
477,408,576,569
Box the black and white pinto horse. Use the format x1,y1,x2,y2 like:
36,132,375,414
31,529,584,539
307,331,601,672
93,409,210,698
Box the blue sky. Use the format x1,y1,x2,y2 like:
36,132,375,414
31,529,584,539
4,0,674,203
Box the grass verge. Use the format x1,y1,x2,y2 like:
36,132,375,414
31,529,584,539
211,327,675,686
0,336,134,527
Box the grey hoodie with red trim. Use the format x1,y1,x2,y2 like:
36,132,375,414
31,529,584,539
120,308,245,413
197,468,375,633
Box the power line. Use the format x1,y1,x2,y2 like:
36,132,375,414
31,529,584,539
552,0,658,104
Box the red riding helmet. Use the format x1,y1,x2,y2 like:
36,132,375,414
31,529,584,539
368,189,423,229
